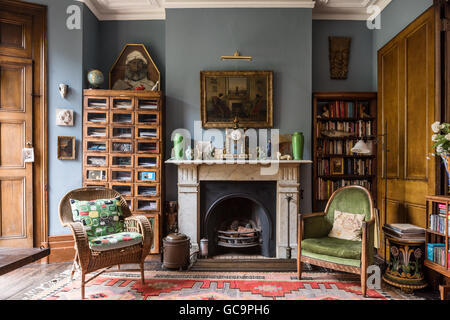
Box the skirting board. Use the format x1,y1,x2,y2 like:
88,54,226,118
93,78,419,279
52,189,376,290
47,234,75,264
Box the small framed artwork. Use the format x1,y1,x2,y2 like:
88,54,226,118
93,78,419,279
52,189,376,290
330,157,344,175
140,171,156,181
57,136,76,160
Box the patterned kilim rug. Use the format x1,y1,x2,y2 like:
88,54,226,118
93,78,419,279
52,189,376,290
21,267,425,300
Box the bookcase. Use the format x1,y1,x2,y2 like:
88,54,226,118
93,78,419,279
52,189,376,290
424,195,450,278
83,89,164,254
312,92,377,211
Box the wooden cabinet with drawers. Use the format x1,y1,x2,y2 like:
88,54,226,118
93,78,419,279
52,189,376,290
83,89,164,254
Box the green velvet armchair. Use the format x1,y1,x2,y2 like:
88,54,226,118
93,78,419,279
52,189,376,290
297,185,375,296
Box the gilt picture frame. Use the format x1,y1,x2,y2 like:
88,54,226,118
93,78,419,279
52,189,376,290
57,136,76,160
200,71,273,128
330,157,344,175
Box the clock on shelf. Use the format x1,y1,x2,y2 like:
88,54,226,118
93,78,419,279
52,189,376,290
224,116,249,159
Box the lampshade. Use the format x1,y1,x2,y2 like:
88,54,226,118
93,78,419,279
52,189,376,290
351,139,371,154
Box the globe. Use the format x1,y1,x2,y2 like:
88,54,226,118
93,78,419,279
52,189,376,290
87,69,104,88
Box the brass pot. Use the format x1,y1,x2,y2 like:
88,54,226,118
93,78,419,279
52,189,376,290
162,233,191,269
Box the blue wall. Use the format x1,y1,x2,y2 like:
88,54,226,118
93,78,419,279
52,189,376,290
372,0,433,89
313,20,374,92
27,0,84,235
164,8,313,211
82,4,100,89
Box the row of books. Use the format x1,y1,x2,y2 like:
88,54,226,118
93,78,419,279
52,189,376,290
317,178,372,200
430,214,450,235
317,140,374,156
321,101,356,119
427,243,449,267
317,120,375,137
317,158,373,176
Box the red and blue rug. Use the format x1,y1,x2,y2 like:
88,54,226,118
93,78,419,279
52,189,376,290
22,269,421,300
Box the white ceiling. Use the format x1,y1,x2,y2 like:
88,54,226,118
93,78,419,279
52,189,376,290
78,0,392,21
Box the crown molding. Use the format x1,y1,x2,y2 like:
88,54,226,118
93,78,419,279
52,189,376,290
78,0,166,21
312,0,391,21
78,0,391,21
164,0,315,8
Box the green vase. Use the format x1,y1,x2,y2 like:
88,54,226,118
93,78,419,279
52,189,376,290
173,133,184,160
292,132,304,160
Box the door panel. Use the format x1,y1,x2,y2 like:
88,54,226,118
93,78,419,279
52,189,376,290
0,121,24,167
0,63,26,111
0,10,32,58
378,7,436,257
381,46,401,178
406,25,430,180
0,178,25,239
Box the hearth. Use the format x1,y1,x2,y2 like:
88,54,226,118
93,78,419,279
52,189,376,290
200,181,276,257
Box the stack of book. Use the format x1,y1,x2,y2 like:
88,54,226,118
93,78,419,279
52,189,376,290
326,101,355,118
429,203,450,235
317,179,372,200
383,224,425,240
427,243,449,267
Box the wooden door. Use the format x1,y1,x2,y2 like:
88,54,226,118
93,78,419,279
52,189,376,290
378,7,437,257
0,9,34,247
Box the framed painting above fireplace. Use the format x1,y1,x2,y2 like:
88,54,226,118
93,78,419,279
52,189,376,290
200,70,273,128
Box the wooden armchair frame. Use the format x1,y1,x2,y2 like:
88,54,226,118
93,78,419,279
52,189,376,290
297,185,375,296
58,187,153,299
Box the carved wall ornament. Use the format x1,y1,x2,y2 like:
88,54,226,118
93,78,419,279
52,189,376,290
329,36,351,79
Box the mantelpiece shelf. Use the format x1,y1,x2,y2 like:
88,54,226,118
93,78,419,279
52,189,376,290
83,89,164,255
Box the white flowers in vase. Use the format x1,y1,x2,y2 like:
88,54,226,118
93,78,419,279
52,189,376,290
431,121,450,156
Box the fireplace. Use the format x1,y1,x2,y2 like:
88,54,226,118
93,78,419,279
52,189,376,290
167,160,312,258
200,181,276,257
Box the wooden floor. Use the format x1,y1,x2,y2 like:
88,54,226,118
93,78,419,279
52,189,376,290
0,262,71,300
0,259,441,300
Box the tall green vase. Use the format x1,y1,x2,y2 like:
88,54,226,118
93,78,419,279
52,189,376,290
292,132,304,160
173,133,184,160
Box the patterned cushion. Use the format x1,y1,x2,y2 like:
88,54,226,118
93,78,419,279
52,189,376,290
70,196,125,238
328,210,364,241
88,232,143,251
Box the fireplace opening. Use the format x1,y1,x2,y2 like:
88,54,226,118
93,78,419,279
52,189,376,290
201,180,276,258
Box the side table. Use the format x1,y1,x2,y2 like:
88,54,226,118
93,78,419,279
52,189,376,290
382,232,427,293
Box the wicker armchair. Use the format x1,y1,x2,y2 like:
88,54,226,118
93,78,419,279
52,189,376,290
297,185,375,296
59,187,153,299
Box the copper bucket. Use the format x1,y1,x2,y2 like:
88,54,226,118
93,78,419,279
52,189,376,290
162,233,191,270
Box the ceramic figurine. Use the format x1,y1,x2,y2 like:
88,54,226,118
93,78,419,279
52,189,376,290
185,146,193,160
173,133,184,160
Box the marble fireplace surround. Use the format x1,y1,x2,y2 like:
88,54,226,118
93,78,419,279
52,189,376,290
166,160,312,258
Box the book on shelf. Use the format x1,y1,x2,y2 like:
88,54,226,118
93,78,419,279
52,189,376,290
317,178,372,200
427,243,449,267
317,120,374,138
324,101,355,119
318,158,372,176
